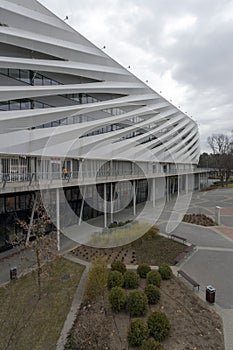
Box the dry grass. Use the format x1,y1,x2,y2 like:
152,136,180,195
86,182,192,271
0,258,84,350
87,222,151,248
132,235,186,265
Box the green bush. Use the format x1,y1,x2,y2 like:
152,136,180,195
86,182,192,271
109,286,126,312
137,263,151,278
146,271,162,287
126,290,148,316
111,260,127,274
124,271,140,289
127,318,149,346
143,225,159,240
144,284,160,304
108,270,124,289
158,264,173,280
147,311,171,342
84,256,108,302
141,338,165,350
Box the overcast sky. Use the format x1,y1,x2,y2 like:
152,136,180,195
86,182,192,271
40,0,233,152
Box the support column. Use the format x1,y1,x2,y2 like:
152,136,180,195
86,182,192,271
26,191,38,246
152,178,156,208
133,180,136,216
110,182,114,223
185,174,188,194
104,183,107,228
177,175,180,196
166,177,169,201
56,188,60,251
79,185,86,226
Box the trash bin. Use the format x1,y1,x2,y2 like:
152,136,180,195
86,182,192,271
10,267,17,280
206,285,216,303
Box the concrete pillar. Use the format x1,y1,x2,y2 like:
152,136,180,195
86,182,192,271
110,182,114,223
56,188,60,251
166,177,169,201
79,185,86,225
104,183,107,228
152,177,156,208
177,175,180,196
185,174,188,194
133,180,136,216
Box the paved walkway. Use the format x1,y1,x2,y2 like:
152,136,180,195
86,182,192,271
1,187,233,349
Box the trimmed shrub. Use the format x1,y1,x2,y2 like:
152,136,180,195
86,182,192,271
144,284,160,304
141,338,165,350
84,256,108,302
124,271,140,289
126,290,148,316
127,318,149,346
111,260,127,274
108,270,124,289
109,286,126,312
146,271,162,287
147,311,171,342
158,264,173,280
137,263,151,278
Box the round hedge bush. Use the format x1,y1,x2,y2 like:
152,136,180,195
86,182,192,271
137,263,151,278
126,290,148,316
111,260,127,274
144,284,161,304
158,264,173,280
127,318,149,346
141,338,165,350
109,286,126,312
146,271,162,287
147,311,171,342
108,270,124,289
124,271,140,289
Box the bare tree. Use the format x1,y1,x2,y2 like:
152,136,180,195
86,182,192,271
207,133,233,186
15,196,58,299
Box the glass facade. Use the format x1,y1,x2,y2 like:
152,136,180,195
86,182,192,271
0,179,149,252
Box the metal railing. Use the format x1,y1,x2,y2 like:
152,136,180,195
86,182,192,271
0,167,209,187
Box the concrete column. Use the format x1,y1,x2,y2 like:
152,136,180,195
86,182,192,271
177,175,180,196
56,188,60,251
166,177,169,201
152,177,156,208
104,183,107,228
133,180,136,216
79,185,86,225
110,182,114,223
26,191,38,246
185,174,188,194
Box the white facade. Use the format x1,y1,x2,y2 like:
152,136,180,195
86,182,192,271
0,0,202,251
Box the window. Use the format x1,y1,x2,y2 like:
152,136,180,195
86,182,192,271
9,69,19,80
20,70,30,84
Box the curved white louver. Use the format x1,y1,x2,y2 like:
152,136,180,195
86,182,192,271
0,0,200,165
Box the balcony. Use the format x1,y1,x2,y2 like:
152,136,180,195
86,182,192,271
0,168,209,194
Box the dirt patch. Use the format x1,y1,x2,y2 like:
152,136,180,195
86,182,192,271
183,213,216,226
71,235,187,266
66,277,224,350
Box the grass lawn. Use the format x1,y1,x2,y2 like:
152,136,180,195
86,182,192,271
132,234,186,265
0,257,85,350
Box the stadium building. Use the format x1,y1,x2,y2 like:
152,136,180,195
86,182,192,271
0,0,204,252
